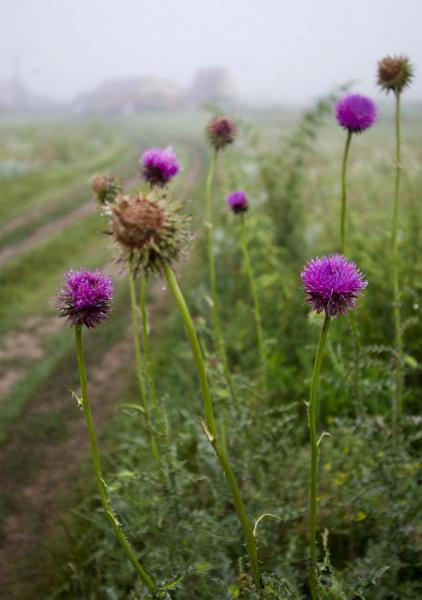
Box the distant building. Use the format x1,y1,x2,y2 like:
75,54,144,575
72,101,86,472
0,68,237,116
73,77,183,115
188,67,235,109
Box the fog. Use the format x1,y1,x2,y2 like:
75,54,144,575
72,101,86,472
1,0,422,105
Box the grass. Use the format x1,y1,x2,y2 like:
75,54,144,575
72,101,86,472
0,118,205,442
0,147,134,249
0,107,421,599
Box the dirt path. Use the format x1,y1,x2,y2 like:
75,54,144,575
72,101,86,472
0,182,88,238
0,139,204,270
0,329,135,597
0,140,204,599
0,138,204,395
0,201,95,268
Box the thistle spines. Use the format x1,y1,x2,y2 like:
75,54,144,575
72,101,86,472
377,55,414,94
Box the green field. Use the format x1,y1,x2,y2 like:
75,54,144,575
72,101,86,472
0,103,421,599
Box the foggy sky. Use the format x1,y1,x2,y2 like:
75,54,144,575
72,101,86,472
2,0,422,104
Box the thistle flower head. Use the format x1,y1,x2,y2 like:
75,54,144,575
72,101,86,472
57,270,113,328
206,116,236,151
139,146,181,187
301,254,367,316
377,55,413,94
226,190,249,214
91,174,122,205
336,94,377,133
111,192,190,274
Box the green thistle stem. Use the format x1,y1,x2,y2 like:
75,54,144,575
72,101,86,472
392,91,403,422
74,326,158,593
140,273,160,417
129,267,160,467
340,130,361,403
240,215,266,384
308,313,331,600
163,263,262,590
340,130,352,255
205,151,236,402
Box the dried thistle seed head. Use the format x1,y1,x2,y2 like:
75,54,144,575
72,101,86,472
377,55,413,94
206,115,237,151
91,174,122,204
112,193,165,249
111,192,190,274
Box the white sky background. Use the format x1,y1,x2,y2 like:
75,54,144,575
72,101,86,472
1,0,422,104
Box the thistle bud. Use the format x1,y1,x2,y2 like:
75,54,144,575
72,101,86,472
377,55,413,94
206,116,237,151
111,192,190,274
139,146,181,187
226,190,249,214
91,174,122,205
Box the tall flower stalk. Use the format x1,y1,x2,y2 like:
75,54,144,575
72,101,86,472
335,94,377,401
391,90,403,420
308,312,331,599
377,55,413,422
140,273,160,417
58,270,158,594
340,130,352,254
94,148,183,468
205,116,237,401
226,190,267,384
162,262,262,590
335,93,378,254
137,146,182,429
128,263,161,467
301,255,367,599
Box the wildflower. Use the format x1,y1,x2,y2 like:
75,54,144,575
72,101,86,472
378,55,413,93
111,192,189,274
206,116,237,151
58,270,113,328
91,174,122,204
226,190,249,214
301,254,367,316
204,118,237,401
139,146,180,187
336,94,377,133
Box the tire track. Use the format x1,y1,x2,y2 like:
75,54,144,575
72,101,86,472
0,138,205,598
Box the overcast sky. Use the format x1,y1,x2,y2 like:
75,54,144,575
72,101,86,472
2,0,421,104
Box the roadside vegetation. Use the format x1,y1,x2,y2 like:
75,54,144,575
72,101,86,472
0,94,421,599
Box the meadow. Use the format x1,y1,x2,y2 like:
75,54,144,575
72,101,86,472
0,89,421,599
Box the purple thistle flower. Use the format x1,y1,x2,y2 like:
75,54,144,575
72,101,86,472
139,146,180,187
335,94,377,133
58,270,113,328
301,254,367,316
226,190,249,214
206,116,237,151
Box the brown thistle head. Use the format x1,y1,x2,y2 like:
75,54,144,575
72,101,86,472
377,55,413,94
91,174,122,205
111,192,190,274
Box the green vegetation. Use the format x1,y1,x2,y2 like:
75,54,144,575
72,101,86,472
0,105,421,598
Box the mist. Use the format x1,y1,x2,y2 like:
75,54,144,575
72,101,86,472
1,0,422,107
